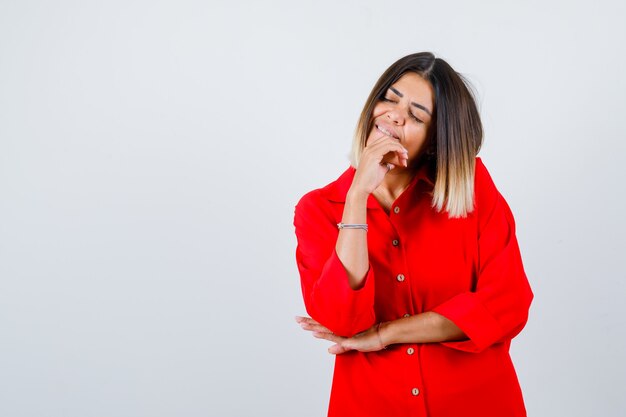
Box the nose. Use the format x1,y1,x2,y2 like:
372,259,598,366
386,109,404,125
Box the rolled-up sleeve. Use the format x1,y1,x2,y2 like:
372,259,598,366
294,191,376,337
432,159,534,353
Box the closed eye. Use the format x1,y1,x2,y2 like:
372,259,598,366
381,94,424,123
410,112,423,123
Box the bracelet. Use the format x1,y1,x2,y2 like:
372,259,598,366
337,222,368,231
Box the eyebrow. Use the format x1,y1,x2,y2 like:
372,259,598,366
389,86,432,116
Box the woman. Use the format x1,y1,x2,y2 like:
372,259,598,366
294,52,533,417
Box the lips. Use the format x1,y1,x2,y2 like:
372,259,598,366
375,123,400,140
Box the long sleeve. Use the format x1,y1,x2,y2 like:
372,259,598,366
294,190,376,337
431,159,534,353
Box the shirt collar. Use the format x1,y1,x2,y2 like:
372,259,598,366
320,163,435,208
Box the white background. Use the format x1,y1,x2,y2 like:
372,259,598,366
1,1,625,416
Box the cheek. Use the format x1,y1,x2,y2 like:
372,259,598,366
371,102,386,118
405,127,428,149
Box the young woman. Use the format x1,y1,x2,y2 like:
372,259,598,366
294,52,533,417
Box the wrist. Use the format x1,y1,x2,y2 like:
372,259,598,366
377,321,394,347
346,187,370,204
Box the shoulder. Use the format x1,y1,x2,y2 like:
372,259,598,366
295,167,355,209
474,157,518,231
474,157,500,207
295,188,326,215
474,157,505,226
475,157,497,192
294,167,354,225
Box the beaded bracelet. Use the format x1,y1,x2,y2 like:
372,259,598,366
337,223,368,231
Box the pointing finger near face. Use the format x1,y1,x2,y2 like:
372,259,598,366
365,133,388,149
367,139,409,160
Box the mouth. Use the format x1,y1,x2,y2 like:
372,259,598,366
376,124,400,140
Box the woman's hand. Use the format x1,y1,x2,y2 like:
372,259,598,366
350,134,409,196
295,316,386,354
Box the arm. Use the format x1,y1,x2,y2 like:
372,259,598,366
379,312,466,345
295,194,377,337
334,189,369,290
430,158,534,353
336,136,408,290
294,136,408,336
297,312,466,354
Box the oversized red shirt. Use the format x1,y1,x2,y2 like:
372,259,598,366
294,157,533,417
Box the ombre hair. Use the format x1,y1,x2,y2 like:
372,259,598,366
350,52,483,218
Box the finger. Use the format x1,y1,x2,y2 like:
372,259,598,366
397,151,409,167
365,135,405,153
369,139,408,156
340,339,366,351
367,126,401,145
296,317,333,333
365,141,409,161
301,321,332,334
328,343,353,355
313,332,345,344
379,162,395,173
382,152,408,168
365,133,388,148
295,316,323,328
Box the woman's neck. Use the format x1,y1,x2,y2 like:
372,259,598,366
377,167,417,200
373,167,418,211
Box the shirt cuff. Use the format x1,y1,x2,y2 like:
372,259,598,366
313,250,376,336
432,292,504,353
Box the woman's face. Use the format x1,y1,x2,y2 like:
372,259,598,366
367,72,435,166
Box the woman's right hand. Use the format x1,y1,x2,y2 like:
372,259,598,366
350,135,409,196
296,316,387,354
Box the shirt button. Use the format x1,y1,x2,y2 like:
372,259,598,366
407,347,415,355
392,239,399,246
393,206,400,214
403,313,410,318
396,274,405,282
412,388,420,396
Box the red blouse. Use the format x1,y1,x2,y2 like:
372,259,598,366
294,157,533,417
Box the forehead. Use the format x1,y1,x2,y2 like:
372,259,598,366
390,72,435,111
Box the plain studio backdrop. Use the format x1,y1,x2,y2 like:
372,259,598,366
1,1,625,416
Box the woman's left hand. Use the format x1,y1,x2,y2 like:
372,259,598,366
295,316,386,354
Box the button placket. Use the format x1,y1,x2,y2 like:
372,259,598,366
368,196,426,415
385,212,425,409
